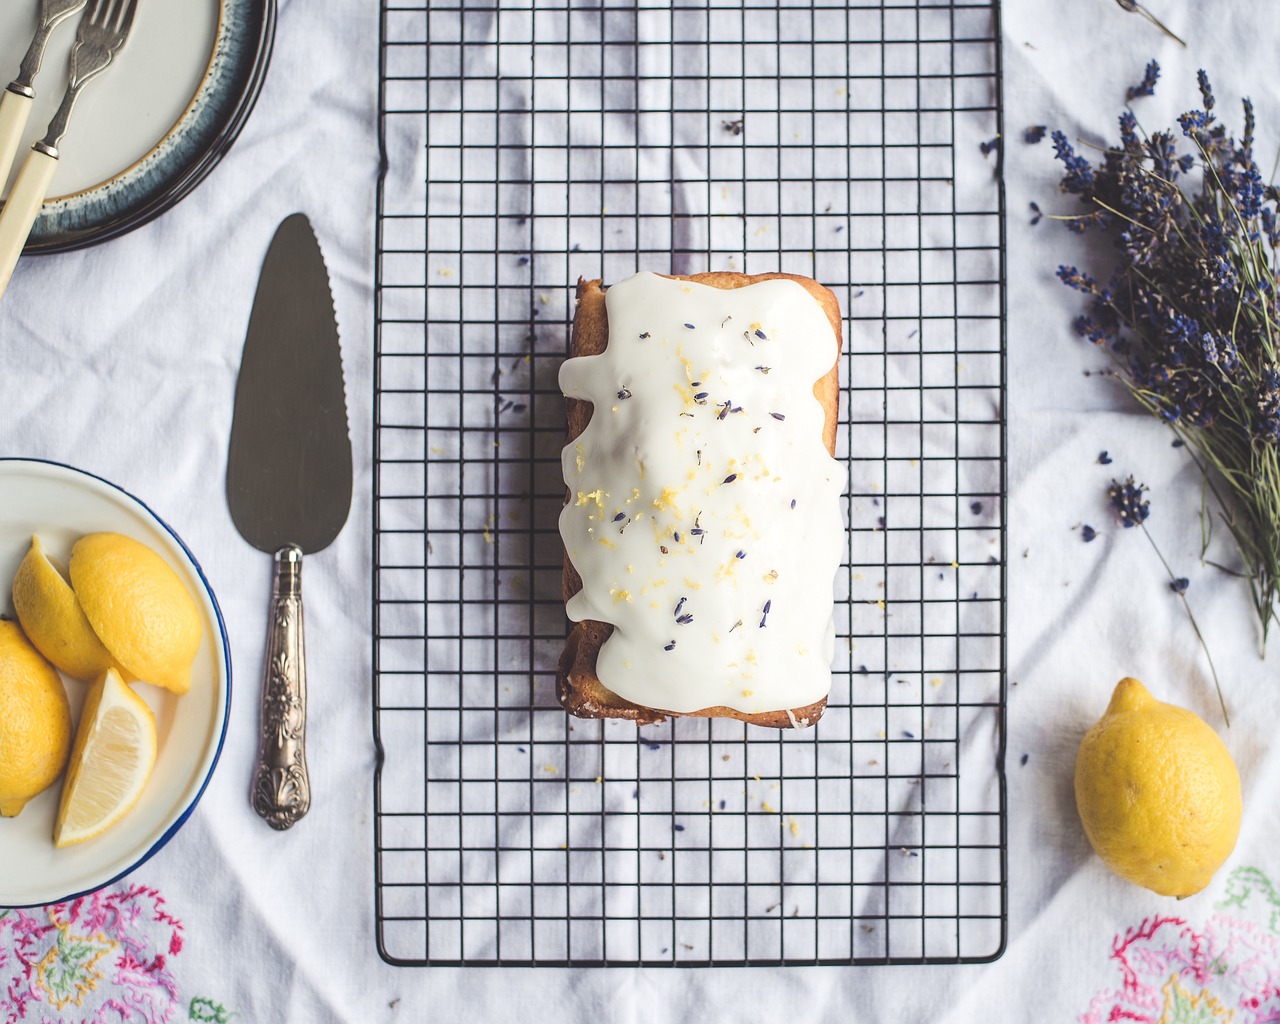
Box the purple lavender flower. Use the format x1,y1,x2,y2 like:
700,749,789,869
1261,207,1279,246
1256,366,1280,443
1178,110,1211,138
1074,314,1112,345
1197,69,1215,110
1108,476,1150,527
1052,131,1095,194
1145,130,1182,179
1119,111,1140,153
1234,166,1265,218
1057,265,1099,293
1209,333,1239,373
1126,60,1160,102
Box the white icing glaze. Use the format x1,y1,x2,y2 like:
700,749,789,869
558,271,844,718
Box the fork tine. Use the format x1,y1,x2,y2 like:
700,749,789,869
117,0,138,36
83,0,110,27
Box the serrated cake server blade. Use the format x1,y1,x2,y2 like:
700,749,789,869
226,213,352,831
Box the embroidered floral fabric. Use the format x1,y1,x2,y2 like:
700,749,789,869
1083,867,1280,1022
0,886,229,1024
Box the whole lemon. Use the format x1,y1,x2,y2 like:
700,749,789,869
69,533,203,695
1075,677,1241,897
0,619,72,817
12,534,124,682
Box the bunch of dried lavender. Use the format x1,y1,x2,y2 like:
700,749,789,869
1048,63,1280,652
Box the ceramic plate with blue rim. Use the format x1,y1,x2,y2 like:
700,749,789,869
0,459,231,908
0,0,274,254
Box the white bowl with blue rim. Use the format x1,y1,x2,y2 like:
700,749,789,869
0,458,231,908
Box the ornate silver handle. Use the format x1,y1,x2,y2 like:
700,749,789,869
251,545,311,830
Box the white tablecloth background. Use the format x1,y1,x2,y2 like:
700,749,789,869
6,0,1280,1019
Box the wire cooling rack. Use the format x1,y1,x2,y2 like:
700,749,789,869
374,0,1007,967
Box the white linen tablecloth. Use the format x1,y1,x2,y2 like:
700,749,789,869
7,0,1280,1020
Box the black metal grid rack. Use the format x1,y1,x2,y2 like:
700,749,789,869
374,0,1007,967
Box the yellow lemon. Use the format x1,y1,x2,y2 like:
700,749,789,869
1075,677,1241,897
12,534,124,682
0,619,72,817
55,667,157,847
69,532,202,695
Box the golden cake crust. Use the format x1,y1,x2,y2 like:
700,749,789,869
558,272,842,728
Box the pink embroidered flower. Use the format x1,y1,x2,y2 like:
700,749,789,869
0,885,183,1024
1083,866,1280,1023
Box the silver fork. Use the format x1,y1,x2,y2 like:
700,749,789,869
0,0,89,193
0,0,138,299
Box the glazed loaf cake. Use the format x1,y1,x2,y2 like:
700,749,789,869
557,271,844,728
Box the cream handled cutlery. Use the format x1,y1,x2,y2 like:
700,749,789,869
0,0,88,194
0,0,136,300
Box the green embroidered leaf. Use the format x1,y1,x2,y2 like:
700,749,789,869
1166,985,1223,1024
190,996,233,1022
1216,866,1280,932
43,932,112,1005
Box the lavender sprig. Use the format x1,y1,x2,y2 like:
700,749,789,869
1108,477,1228,726
1047,64,1280,652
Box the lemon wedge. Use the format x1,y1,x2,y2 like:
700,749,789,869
69,532,203,695
55,667,157,847
12,534,124,682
